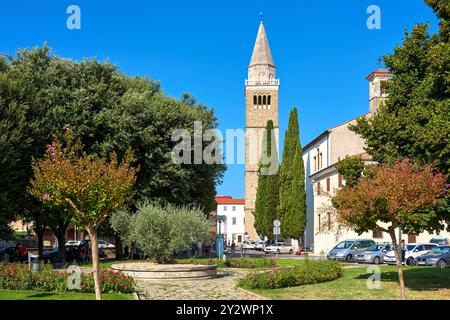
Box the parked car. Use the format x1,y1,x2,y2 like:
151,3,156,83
355,243,392,264
242,240,256,250
429,237,450,246
264,242,294,254
254,240,266,251
327,239,376,262
65,240,85,247
0,246,17,263
42,247,59,263
383,243,438,265
415,246,450,268
97,240,115,249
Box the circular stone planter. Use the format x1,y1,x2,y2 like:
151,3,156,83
111,262,217,280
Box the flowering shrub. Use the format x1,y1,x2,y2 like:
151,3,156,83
0,263,134,294
238,260,342,289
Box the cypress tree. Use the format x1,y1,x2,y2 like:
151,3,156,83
278,108,306,245
254,120,279,238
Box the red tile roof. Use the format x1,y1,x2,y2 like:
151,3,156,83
215,196,245,205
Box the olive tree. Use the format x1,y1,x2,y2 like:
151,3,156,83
111,202,210,263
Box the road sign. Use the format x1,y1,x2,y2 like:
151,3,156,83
273,219,281,227
273,227,281,235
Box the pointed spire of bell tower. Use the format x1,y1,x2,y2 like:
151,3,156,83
249,18,275,68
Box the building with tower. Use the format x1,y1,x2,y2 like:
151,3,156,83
244,20,279,240
303,69,450,255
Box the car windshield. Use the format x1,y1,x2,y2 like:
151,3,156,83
367,245,384,252
431,239,446,244
334,241,354,249
431,247,450,254
406,245,416,251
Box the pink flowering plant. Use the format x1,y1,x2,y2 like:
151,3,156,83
0,263,134,294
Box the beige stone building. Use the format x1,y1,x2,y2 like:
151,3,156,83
303,69,450,255
244,21,279,240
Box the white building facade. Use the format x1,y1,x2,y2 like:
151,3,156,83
215,196,246,244
303,69,450,255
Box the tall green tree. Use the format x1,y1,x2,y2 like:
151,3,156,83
349,0,450,226
278,108,307,244
0,45,225,247
350,0,450,176
254,120,279,238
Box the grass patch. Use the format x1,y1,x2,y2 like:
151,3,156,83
0,289,133,300
242,265,450,300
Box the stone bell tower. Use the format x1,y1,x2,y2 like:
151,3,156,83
244,20,279,240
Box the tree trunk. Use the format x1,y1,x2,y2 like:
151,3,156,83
54,230,66,266
388,228,406,300
114,234,123,260
87,225,102,300
37,230,44,259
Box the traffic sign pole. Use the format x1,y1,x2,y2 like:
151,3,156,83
273,220,281,259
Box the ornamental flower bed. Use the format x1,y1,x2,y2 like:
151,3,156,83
0,263,134,294
238,260,342,289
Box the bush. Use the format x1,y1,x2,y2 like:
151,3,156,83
238,260,342,289
0,263,134,294
178,258,277,269
111,202,210,264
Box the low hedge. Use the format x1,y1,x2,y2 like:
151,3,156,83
0,263,134,294
238,260,342,289
178,257,277,269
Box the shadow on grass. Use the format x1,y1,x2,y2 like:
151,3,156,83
356,267,450,292
27,292,56,298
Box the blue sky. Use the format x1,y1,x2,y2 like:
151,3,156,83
1,1,439,199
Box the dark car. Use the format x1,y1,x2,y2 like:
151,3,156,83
430,237,450,246
415,246,450,268
0,247,17,263
42,247,59,263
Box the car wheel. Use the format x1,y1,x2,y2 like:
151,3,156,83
345,254,352,262
277,249,281,254
289,249,293,254
437,259,447,269
406,257,414,266
374,256,381,265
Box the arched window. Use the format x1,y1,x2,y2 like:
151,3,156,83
268,95,271,106
263,95,266,106
253,95,257,106
258,95,262,106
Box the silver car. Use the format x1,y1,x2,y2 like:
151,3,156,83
355,243,392,264
327,239,376,262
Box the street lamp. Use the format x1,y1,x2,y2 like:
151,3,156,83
215,215,227,258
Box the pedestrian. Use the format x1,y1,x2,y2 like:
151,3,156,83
231,241,236,255
16,244,28,264
401,240,406,264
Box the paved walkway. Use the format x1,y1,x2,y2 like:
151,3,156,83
135,269,264,300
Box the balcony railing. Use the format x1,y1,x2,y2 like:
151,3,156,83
245,79,280,86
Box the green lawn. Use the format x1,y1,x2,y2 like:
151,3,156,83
241,265,450,300
0,289,133,300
